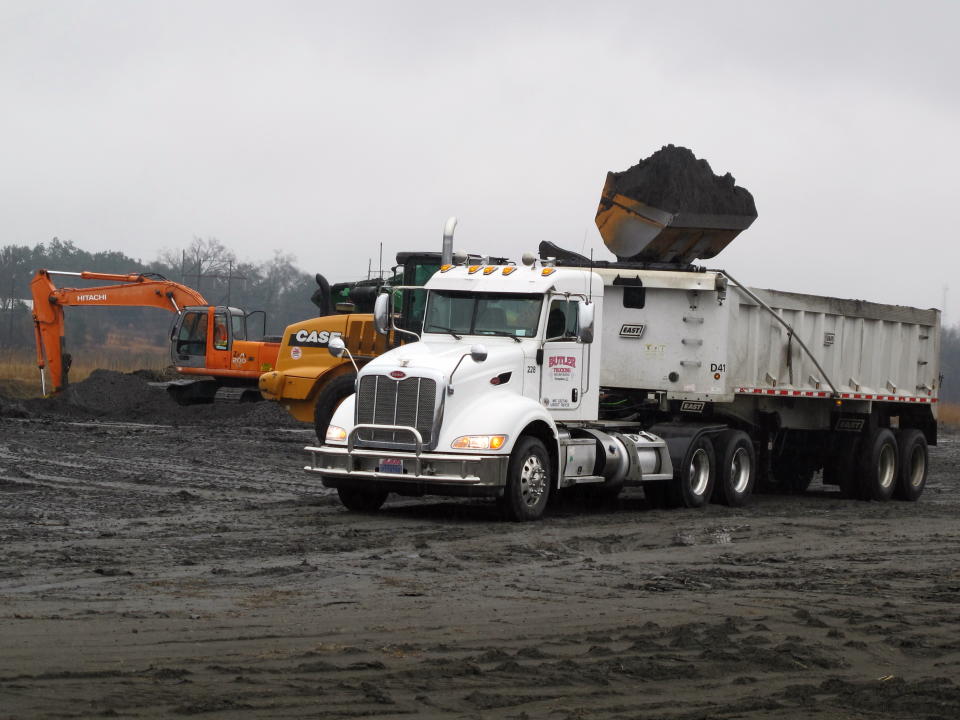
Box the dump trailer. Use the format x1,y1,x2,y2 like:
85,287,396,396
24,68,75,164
304,152,940,519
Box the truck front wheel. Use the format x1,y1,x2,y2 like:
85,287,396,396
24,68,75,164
337,486,388,512
499,436,551,521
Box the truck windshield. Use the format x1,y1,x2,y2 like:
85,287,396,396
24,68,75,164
424,291,542,338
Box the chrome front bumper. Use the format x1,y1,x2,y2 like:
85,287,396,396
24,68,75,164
304,424,509,489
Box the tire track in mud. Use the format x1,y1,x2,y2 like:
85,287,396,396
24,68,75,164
0,416,958,718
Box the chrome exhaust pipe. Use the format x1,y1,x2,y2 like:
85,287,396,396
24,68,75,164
441,216,458,266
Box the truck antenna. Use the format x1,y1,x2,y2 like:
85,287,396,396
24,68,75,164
588,249,594,304
378,242,383,283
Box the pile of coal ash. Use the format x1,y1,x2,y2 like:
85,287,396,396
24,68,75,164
10,369,302,428
608,144,757,217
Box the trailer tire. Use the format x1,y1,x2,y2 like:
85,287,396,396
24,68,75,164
314,373,357,443
856,428,898,502
712,430,755,506
893,429,927,501
498,436,550,521
337,486,388,512
669,434,715,509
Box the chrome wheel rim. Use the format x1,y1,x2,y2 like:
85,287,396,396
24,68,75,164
730,447,751,494
520,454,547,507
909,445,926,488
688,448,710,497
878,443,896,490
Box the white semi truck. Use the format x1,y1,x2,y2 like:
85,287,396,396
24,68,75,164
305,184,940,520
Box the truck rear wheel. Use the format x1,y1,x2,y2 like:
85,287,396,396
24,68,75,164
499,436,550,521
857,428,898,502
669,434,715,509
337,486,388,512
314,373,357,443
894,429,927,501
712,430,755,506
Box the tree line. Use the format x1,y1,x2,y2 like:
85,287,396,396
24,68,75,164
0,237,324,353
1,237,959,403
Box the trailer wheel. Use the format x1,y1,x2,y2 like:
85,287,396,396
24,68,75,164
669,435,715,509
337,486,388,512
893,429,927,501
856,428,898,502
712,430,755,506
499,436,550,521
314,373,357,443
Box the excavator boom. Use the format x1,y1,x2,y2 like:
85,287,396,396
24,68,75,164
30,269,208,394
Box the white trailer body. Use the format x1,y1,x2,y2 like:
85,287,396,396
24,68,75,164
306,257,940,520
595,267,940,416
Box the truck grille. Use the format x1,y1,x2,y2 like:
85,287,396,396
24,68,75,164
355,374,438,447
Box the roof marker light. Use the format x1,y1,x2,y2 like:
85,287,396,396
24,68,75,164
468,265,481,274
541,268,556,276
440,264,452,272
502,267,517,276
483,266,497,275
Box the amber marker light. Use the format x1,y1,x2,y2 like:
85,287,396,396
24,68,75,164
483,266,497,275
440,264,452,272
502,267,517,275
541,268,556,276
468,265,481,274
451,435,508,450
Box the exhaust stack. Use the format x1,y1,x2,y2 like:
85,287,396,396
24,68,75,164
441,216,458,266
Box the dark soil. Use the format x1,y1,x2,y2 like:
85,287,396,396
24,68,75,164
609,144,758,217
1,373,959,719
3,369,301,428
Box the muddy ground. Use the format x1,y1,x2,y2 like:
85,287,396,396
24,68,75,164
2,372,960,719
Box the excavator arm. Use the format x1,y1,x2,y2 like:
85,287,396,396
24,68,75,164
30,270,207,395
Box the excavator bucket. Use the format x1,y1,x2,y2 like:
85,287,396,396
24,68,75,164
595,172,756,264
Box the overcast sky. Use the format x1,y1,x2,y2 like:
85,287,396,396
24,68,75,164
2,0,958,324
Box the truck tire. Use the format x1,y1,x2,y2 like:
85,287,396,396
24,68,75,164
337,486,388,512
894,429,928,501
498,436,550,521
669,434,715,509
314,373,357,443
712,430,755,506
856,428,898,502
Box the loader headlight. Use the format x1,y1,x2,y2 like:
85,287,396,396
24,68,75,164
451,435,507,450
325,425,348,444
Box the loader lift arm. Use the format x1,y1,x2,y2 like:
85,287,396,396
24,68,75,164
30,269,208,395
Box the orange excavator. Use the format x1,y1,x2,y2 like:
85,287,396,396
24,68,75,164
30,269,281,402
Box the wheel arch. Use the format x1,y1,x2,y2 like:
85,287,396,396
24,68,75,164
518,419,560,490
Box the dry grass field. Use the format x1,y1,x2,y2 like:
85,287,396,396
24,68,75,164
0,347,169,397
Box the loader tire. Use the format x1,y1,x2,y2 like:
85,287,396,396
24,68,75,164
314,373,357,443
856,428,898,502
711,430,755,507
498,436,550,522
894,429,927,501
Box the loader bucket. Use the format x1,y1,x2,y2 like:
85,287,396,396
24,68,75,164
596,172,756,264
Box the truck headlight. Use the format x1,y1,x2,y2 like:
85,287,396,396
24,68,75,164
451,435,507,450
325,425,348,443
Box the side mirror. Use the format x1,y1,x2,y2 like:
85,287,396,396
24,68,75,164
373,293,390,335
328,336,346,358
470,344,488,363
578,303,595,344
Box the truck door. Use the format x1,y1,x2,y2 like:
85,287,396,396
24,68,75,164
540,298,584,411
171,309,209,368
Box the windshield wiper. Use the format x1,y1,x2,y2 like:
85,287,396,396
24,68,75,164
426,325,462,340
478,330,522,343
